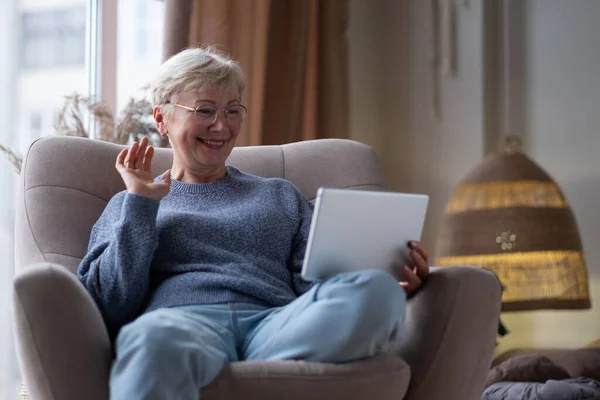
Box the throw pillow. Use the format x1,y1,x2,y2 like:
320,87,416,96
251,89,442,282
549,349,600,381
486,354,571,387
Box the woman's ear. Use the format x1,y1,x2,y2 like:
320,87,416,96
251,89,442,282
153,105,168,135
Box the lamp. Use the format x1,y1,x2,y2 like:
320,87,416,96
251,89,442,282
435,137,591,312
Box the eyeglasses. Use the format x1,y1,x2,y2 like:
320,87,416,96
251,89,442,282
170,103,248,126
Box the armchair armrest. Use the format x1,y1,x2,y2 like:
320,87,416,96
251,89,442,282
387,266,501,400
13,263,112,400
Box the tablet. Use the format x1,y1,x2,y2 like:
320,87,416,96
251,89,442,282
301,188,429,281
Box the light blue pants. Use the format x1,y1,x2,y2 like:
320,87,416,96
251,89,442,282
110,270,406,400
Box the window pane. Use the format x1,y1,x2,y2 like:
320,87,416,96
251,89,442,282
20,6,86,69
117,0,165,110
0,1,90,397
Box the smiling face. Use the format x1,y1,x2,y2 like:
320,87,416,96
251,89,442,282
154,85,244,182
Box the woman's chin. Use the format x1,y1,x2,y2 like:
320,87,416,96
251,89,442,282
195,147,231,167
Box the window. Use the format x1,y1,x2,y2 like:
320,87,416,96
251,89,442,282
134,0,149,59
117,0,165,110
20,7,86,69
1,0,165,396
29,112,41,134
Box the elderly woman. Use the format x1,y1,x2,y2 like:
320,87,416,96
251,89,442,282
77,47,430,400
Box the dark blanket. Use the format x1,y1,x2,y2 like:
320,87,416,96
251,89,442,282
482,378,600,400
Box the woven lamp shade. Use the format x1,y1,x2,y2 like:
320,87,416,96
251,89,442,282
435,138,591,311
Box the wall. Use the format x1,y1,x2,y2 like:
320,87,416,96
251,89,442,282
404,0,485,250
347,0,390,158
348,0,600,352
348,0,484,253
497,0,600,352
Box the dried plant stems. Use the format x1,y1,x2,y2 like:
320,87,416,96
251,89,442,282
1,90,163,174
0,143,22,174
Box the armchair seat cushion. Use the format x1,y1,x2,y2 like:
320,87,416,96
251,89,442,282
201,354,410,400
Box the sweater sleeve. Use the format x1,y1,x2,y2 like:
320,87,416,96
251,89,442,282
289,194,316,296
77,191,160,337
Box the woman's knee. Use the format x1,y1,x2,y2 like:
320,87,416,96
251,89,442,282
113,308,233,389
116,309,191,357
335,269,406,321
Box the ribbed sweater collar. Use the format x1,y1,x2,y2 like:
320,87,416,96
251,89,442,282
166,166,239,195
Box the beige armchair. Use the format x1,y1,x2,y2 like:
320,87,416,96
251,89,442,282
13,136,501,400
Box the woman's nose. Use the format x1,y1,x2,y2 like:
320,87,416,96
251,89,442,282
209,112,228,131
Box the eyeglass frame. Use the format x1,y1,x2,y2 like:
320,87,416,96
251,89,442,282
167,102,248,125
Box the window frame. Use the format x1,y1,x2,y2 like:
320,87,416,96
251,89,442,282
88,0,118,139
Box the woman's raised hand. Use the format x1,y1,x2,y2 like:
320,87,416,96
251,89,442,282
115,137,171,201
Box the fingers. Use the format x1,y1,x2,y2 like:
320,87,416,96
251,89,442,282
143,145,154,172
403,265,421,286
135,137,148,170
124,141,138,169
398,241,430,297
409,240,429,263
410,249,430,280
119,138,152,171
115,148,128,171
399,282,411,295
400,265,422,297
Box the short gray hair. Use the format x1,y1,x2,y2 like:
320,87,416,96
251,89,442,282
150,46,246,106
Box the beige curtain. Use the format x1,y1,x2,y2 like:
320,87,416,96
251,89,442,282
162,0,348,146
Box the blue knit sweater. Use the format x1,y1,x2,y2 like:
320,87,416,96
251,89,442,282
77,166,315,337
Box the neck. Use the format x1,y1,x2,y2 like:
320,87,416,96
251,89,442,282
171,164,228,183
